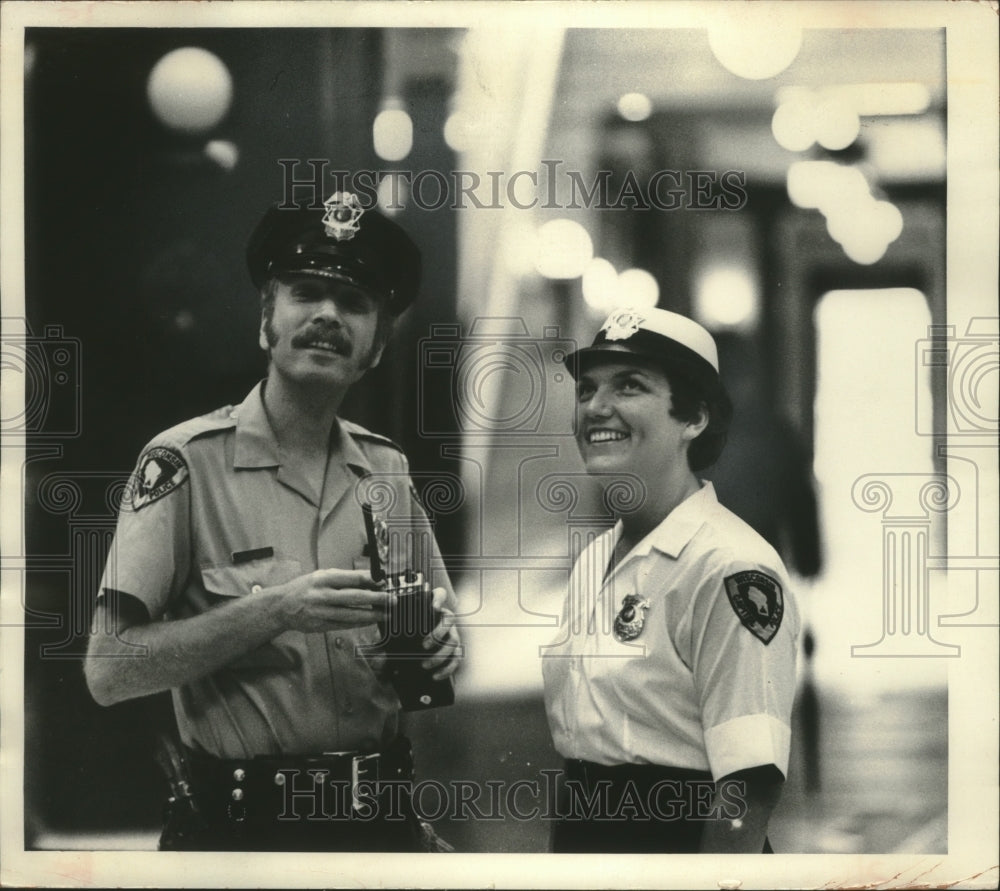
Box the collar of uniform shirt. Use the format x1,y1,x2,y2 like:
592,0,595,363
231,381,372,477
610,481,716,570
233,381,280,468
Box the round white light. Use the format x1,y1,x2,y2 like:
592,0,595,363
501,222,538,277
708,23,802,81
872,200,904,243
582,258,619,312
824,207,856,246
204,139,239,171
377,175,407,215
617,92,653,122
771,98,816,152
826,195,891,264
788,162,870,218
534,220,593,280
617,268,659,309
841,235,889,266
787,160,847,210
373,104,413,162
147,47,233,134
814,96,861,151
444,111,472,153
695,266,758,328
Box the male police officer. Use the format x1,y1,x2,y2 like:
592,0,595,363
85,193,461,852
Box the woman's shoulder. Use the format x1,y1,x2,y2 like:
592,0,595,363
693,498,787,578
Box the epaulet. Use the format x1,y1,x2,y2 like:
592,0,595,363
147,404,238,451
340,418,405,454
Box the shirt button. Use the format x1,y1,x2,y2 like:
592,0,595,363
233,768,246,782
334,637,344,648
251,584,262,594
231,788,244,801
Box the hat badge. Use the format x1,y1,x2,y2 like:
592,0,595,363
322,191,364,242
602,309,645,342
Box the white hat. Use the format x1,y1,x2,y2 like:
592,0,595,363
565,307,720,389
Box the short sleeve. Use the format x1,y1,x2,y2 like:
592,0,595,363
689,559,799,780
99,443,192,619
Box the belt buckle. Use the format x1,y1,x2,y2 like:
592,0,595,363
351,752,380,812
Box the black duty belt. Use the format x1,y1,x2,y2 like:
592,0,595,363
564,758,712,791
187,736,415,827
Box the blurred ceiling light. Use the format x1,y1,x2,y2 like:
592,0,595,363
777,82,933,118
373,100,413,162
786,160,832,208
444,110,480,153
840,235,889,266
708,22,802,80
582,258,619,312
617,92,653,122
694,266,759,329
617,268,659,309
775,82,931,130
534,219,593,280
377,175,406,215
871,200,904,243
866,117,946,180
849,82,932,117
814,95,861,151
203,139,239,171
771,98,816,152
825,196,903,265
787,161,869,212
147,47,233,134
501,221,539,277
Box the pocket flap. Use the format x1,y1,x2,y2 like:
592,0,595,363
200,557,302,598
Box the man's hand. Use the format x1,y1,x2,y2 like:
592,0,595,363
273,569,394,633
420,587,462,680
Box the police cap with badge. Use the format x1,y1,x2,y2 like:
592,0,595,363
565,307,723,393
567,306,733,469
247,192,421,315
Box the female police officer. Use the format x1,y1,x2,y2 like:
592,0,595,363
542,307,799,853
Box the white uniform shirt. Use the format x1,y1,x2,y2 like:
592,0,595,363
542,482,799,780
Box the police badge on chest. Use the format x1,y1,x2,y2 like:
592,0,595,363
613,593,651,642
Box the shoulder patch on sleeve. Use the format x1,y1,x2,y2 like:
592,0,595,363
723,570,784,645
125,446,189,510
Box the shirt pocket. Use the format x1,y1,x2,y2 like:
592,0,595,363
198,556,304,671
200,555,303,598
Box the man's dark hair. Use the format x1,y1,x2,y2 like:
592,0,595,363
664,365,733,472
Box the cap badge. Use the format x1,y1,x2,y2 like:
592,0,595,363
613,593,651,642
322,192,364,242
602,309,645,342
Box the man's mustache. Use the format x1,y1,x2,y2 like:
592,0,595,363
291,324,353,356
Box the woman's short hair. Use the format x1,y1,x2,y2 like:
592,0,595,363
662,363,733,472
